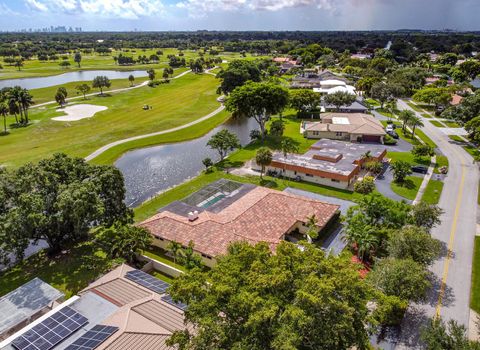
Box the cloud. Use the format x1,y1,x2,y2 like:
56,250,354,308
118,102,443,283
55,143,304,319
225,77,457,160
23,0,165,19
177,0,342,16
0,2,20,15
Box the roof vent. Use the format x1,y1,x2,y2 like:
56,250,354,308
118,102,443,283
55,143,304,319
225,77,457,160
188,211,199,222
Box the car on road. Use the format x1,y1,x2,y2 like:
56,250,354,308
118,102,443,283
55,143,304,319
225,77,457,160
386,130,399,139
385,124,394,133
411,165,428,174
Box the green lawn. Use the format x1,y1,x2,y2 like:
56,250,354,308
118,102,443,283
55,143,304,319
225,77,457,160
434,155,449,174
0,72,221,167
430,120,445,128
449,135,466,143
151,270,175,284
422,179,444,204
406,102,424,112
390,176,423,200
414,128,437,148
421,113,432,119
0,48,250,80
365,98,380,107
0,241,119,298
471,236,480,313
443,121,461,128
464,145,480,160
143,245,187,272
387,151,431,167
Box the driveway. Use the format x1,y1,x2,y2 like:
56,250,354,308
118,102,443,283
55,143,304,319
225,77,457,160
283,187,355,255
394,100,479,349
374,164,413,203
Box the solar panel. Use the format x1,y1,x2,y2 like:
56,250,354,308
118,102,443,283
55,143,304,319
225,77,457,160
64,325,119,350
12,306,88,350
161,294,188,311
125,269,170,294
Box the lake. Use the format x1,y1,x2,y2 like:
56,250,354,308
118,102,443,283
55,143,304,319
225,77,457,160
0,70,148,90
115,117,258,207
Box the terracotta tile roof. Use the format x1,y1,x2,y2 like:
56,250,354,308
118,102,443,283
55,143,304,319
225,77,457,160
140,187,339,258
451,94,463,105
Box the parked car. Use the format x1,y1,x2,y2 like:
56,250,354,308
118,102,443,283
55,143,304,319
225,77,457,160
411,165,428,174
435,105,445,116
387,130,399,139
385,124,394,133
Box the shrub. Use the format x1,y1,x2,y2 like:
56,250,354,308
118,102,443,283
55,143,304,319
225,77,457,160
383,134,397,145
364,160,383,174
354,176,375,194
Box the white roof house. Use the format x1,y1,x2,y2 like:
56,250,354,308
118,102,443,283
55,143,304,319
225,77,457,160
313,80,356,95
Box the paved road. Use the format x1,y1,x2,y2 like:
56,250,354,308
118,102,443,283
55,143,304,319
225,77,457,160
395,99,479,348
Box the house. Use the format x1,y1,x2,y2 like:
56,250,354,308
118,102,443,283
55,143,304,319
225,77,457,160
279,61,300,74
0,265,189,350
290,70,349,89
139,179,340,267
350,53,371,60
0,279,64,341
262,139,387,189
323,99,368,113
313,79,356,95
303,113,386,143
451,94,463,106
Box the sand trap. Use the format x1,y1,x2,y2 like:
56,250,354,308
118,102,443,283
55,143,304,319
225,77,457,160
52,104,108,121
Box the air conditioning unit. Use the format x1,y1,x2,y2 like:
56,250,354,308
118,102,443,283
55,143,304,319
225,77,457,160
188,211,199,222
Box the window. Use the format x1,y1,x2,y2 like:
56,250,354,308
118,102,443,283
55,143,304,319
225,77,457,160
294,171,297,175
306,173,313,177
312,131,319,136
336,132,343,136
331,179,340,183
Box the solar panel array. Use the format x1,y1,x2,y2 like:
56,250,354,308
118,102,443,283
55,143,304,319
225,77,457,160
125,269,170,294
161,294,188,311
12,306,88,350
64,325,119,350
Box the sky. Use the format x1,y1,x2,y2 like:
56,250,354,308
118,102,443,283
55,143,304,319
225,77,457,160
0,0,479,32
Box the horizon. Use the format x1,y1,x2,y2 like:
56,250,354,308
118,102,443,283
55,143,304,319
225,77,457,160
0,0,479,32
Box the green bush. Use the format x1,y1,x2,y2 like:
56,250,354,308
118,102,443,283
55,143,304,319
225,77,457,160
354,176,375,194
383,134,397,145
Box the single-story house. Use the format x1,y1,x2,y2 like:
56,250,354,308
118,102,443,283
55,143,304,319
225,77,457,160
139,180,340,267
1,265,190,350
324,99,369,113
303,112,386,143
313,79,356,95
290,70,349,89
261,139,387,189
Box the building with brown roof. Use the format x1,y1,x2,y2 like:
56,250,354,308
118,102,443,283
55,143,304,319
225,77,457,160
303,112,386,143
138,180,340,266
258,139,387,189
0,264,189,350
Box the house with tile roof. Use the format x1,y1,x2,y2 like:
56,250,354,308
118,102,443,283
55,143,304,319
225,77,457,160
138,180,340,267
303,112,386,143
0,264,189,350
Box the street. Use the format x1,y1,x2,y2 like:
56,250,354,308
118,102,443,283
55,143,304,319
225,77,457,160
395,100,479,348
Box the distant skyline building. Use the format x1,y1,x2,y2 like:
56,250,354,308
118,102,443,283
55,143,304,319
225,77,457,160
9,26,82,33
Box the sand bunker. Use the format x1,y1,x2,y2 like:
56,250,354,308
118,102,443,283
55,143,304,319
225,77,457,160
52,104,108,121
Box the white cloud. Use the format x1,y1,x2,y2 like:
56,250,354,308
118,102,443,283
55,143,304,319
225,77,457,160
177,0,341,16
23,0,165,18
0,2,20,15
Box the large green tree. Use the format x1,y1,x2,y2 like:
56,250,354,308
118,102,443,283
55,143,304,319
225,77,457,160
324,91,356,111
421,317,480,350
167,241,375,350
216,60,261,95
92,76,111,95
206,129,241,161
289,89,319,118
0,153,132,264
226,81,289,139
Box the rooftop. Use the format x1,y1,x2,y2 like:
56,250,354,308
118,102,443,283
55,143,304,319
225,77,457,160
0,278,64,337
1,265,188,350
271,139,387,177
304,113,386,136
139,180,340,258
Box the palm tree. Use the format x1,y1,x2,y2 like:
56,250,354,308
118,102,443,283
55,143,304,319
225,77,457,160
355,231,379,262
305,214,318,242
255,147,273,180
8,86,22,124
128,74,135,87
409,115,424,136
167,241,182,264
0,101,9,134
386,98,397,120
398,110,415,132
18,89,34,125
281,138,299,158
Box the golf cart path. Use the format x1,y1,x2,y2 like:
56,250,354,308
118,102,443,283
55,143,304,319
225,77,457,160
84,104,225,161
32,69,193,108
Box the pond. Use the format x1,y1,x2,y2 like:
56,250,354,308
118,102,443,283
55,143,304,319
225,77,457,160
115,117,258,207
0,70,149,90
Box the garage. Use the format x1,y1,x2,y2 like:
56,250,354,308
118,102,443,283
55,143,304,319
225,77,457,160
362,135,382,143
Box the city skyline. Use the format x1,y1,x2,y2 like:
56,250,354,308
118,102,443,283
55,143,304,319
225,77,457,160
0,0,478,32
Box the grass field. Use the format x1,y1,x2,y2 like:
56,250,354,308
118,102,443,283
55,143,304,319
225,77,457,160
390,175,423,200
443,120,461,128
430,120,445,127
0,48,251,80
421,113,432,119
386,151,431,167
422,179,444,204
434,155,449,174
0,241,119,298
471,236,480,313
449,135,466,143
0,72,221,167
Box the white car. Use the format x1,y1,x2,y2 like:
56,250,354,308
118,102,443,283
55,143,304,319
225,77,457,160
385,124,394,133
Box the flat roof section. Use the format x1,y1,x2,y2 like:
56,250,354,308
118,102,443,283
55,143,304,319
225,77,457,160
0,278,64,336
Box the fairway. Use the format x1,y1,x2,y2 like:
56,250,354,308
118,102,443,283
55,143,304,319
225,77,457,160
0,72,221,166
